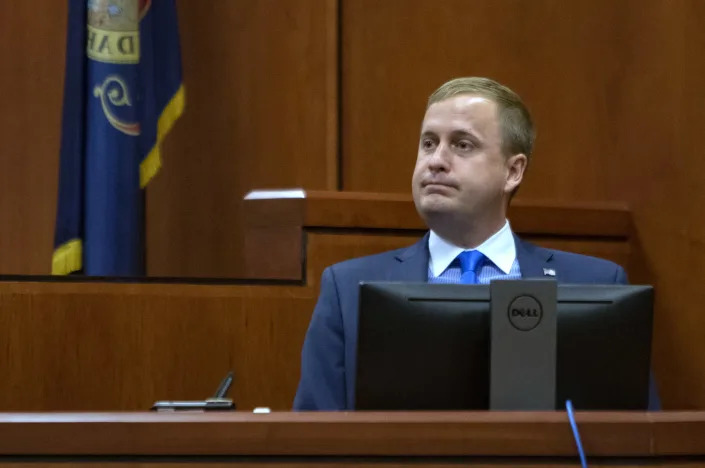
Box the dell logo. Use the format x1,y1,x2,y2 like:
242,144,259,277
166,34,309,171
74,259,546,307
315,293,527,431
511,308,539,318
507,295,543,331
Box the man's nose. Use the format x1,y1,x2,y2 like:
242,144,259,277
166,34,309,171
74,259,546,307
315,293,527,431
428,144,451,172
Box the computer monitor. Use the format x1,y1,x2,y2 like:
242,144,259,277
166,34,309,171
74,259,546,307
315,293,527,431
355,282,653,410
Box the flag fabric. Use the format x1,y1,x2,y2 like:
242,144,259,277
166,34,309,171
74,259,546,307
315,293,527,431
52,0,184,276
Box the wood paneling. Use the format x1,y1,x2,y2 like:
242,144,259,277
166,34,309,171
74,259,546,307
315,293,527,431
0,464,633,468
613,0,705,411
243,191,633,280
1,464,704,468
246,190,631,233
0,413,704,467
341,0,634,198
0,411,704,457
0,1,66,275
145,0,338,278
0,280,314,411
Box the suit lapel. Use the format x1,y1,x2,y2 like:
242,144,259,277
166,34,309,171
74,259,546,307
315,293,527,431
390,232,430,282
514,235,554,279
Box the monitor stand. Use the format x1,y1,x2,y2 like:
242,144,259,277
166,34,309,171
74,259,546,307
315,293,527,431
489,279,557,410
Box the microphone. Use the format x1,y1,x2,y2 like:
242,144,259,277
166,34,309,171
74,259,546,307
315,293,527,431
151,371,236,411
213,371,234,399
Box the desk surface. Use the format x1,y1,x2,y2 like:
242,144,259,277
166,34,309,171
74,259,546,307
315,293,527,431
0,411,702,457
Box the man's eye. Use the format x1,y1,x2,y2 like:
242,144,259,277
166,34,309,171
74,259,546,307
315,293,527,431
421,139,435,150
455,140,473,151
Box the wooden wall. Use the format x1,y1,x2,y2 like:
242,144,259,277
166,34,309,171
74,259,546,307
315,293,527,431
342,0,641,197
0,280,314,410
0,2,65,274
1,0,705,408
146,0,338,278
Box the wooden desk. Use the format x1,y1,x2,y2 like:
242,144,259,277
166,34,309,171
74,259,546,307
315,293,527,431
243,190,634,281
0,411,703,467
0,191,638,411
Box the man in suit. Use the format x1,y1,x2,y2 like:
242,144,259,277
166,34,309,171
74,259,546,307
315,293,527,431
294,77,651,410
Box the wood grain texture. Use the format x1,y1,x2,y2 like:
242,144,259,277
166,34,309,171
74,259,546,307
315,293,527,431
0,464,703,468
11,464,705,468
1,464,680,468
144,0,338,278
0,1,65,275
340,0,640,198
617,0,705,411
0,411,703,457
243,191,632,280
0,280,314,411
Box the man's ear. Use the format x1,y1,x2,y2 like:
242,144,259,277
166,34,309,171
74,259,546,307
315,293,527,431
505,153,528,195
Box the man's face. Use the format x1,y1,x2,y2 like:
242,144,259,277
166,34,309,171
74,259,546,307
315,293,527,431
412,94,522,227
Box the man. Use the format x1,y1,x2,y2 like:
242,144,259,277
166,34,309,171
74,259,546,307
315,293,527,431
293,77,653,410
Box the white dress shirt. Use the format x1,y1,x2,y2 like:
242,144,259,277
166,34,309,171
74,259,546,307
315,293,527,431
428,220,517,279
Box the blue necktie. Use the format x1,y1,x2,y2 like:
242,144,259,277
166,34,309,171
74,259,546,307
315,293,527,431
457,250,486,284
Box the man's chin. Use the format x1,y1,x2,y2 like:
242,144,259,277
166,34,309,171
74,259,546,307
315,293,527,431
418,195,457,215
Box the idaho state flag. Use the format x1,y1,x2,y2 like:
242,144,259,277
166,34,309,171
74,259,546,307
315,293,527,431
52,0,184,276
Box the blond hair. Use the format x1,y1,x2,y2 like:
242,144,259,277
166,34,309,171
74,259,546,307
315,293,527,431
428,77,535,161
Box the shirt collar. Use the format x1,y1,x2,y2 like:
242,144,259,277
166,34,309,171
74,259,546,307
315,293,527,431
428,220,516,277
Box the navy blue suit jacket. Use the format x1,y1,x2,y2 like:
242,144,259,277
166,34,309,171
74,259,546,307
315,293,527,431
293,233,659,410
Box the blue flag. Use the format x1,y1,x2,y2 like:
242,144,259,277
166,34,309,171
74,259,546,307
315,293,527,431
52,0,184,276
